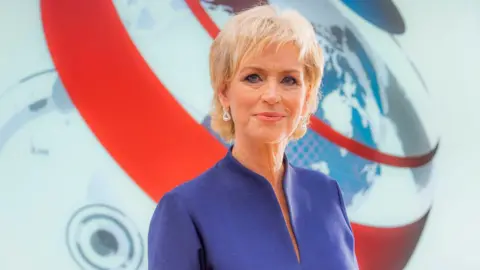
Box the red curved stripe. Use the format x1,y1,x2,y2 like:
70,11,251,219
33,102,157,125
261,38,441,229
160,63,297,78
40,0,227,202
185,0,438,168
352,211,430,270
186,0,220,39
310,118,439,167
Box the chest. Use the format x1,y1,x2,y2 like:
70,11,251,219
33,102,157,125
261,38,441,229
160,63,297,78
195,186,355,270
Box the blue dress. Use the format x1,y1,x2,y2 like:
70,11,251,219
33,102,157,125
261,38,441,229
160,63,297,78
148,148,358,270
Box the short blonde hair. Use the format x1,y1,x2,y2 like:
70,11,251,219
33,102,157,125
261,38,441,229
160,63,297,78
209,4,324,142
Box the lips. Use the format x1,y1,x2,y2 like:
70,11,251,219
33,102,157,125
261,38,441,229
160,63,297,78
255,112,285,121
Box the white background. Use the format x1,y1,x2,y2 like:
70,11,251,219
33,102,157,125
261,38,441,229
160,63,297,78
334,1,480,268
390,1,480,269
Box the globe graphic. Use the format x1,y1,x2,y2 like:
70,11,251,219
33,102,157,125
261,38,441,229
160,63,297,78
286,23,388,207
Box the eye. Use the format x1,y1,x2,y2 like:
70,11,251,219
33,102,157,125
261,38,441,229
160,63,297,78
243,74,262,83
281,76,298,86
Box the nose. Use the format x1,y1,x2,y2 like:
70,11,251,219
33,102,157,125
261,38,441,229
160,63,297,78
261,80,281,104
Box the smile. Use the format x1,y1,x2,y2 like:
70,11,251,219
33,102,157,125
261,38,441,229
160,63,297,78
255,113,286,122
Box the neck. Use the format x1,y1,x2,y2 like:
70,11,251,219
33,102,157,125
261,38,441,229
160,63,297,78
231,136,288,187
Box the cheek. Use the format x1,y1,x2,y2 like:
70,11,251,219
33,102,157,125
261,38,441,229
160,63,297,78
228,85,257,119
285,93,307,118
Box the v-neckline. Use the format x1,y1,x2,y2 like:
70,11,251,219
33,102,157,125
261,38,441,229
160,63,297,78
222,147,302,264
272,181,301,263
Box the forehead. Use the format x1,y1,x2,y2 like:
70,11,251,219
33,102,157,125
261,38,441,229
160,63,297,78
239,43,304,72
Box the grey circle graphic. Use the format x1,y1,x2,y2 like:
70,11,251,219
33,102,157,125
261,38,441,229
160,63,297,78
66,204,144,270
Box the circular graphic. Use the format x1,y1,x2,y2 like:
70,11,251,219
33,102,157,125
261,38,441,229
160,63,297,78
0,68,150,269
39,1,439,270
66,204,144,270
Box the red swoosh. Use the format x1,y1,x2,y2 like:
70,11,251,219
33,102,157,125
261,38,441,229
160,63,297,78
41,0,226,202
352,211,430,270
185,0,438,168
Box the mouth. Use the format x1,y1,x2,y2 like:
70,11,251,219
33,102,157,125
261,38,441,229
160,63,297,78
254,112,286,122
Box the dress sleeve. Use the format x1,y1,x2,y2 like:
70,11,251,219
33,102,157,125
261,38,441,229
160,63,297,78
148,191,203,270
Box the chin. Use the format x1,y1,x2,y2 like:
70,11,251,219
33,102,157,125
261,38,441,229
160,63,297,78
249,129,290,144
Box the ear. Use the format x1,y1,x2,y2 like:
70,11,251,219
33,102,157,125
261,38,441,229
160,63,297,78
218,83,230,109
301,87,311,117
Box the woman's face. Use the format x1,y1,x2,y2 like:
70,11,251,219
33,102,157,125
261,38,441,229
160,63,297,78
220,43,309,144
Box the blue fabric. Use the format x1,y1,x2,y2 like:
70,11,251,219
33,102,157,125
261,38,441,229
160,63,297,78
148,148,358,269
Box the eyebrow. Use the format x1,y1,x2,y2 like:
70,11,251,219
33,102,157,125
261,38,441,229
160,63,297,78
240,65,302,74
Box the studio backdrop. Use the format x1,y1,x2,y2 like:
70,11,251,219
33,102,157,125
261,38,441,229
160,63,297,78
0,1,439,269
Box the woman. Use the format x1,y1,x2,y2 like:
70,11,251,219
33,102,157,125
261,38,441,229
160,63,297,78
148,4,357,270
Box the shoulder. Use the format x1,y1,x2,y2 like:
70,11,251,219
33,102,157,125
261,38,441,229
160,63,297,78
291,165,351,224
156,162,224,210
292,165,341,194
149,163,221,233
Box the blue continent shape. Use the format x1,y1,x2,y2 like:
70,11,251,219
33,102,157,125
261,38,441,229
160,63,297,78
286,29,382,206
